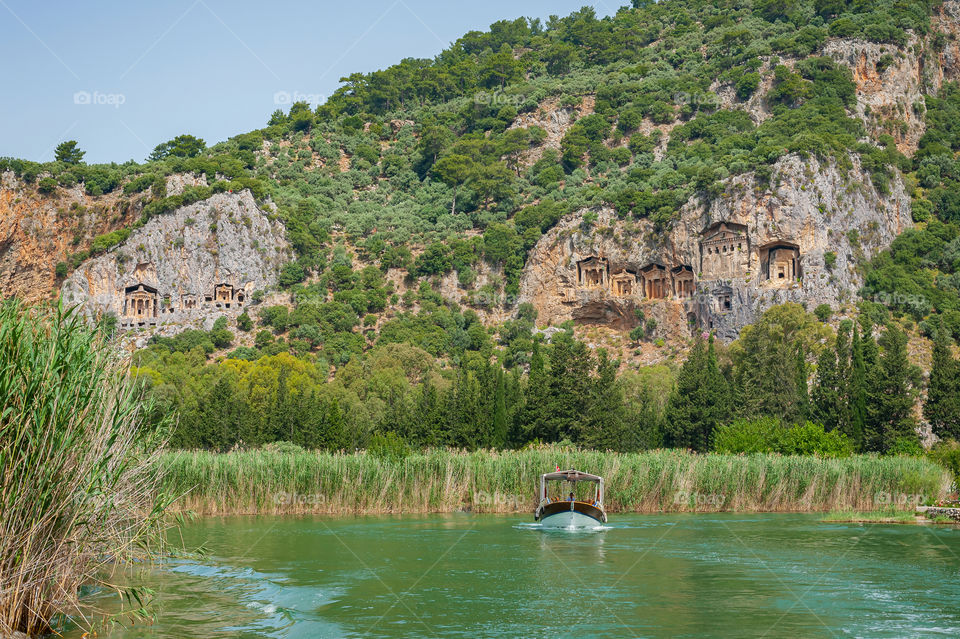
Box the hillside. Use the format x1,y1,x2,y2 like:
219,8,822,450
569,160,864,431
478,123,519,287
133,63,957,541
4,0,960,452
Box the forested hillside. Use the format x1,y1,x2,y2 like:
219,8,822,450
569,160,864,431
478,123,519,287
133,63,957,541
5,0,960,454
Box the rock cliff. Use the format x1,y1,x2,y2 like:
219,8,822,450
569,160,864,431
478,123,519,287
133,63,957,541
61,190,290,331
519,154,911,341
0,170,141,302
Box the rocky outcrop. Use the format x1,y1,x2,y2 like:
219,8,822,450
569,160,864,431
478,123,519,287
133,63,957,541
0,171,141,302
507,95,595,167
519,154,911,341
62,190,290,331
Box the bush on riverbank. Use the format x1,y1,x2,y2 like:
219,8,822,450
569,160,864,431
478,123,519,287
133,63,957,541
0,302,171,637
713,418,855,457
162,446,950,516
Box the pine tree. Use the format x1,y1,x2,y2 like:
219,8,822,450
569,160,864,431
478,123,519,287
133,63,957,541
544,334,594,442
925,320,960,440
516,339,549,442
664,334,731,451
491,368,508,448
794,341,810,423
583,349,629,450
868,324,919,452
848,323,867,451
811,336,842,431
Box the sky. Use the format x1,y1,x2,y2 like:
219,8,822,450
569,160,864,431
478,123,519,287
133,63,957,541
0,0,620,164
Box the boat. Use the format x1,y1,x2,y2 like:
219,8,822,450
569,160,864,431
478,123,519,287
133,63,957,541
534,468,607,528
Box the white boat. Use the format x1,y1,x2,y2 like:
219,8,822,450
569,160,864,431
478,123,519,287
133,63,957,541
534,469,607,528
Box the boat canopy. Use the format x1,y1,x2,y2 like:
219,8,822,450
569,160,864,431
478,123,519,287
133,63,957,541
541,469,602,483
538,469,604,506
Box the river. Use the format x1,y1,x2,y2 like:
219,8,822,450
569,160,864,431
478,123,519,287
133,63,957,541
66,513,960,638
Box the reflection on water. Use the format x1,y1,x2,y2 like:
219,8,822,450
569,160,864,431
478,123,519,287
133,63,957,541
64,513,960,638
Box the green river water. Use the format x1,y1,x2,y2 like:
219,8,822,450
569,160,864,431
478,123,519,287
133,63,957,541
66,513,960,638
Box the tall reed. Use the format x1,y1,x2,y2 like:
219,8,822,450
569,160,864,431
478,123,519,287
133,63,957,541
0,302,170,637
162,446,951,516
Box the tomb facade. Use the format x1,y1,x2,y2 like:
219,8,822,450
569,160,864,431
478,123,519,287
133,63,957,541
700,222,749,279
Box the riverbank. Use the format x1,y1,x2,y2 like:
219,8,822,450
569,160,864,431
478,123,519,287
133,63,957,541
824,507,960,524
161,447,951,515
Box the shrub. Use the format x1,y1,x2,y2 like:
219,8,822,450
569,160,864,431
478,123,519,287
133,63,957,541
37,177,57,194
823,251,837,270
714,418,853,457
237,312,253,332
929,440,960,486
814,304,832,322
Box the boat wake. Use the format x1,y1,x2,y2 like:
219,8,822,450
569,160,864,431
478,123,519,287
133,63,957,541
514,522,611,533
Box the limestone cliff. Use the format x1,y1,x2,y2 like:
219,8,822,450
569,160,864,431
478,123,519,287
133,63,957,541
0,171,142,302
519,154,911,341
61,190,290,331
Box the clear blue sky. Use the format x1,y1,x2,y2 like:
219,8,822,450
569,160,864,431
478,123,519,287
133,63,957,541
0,0,619,164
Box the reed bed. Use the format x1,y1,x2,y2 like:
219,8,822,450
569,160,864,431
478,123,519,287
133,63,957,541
162,447,951,516
0,303,170,637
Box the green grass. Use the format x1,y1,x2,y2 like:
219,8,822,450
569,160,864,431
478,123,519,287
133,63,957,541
160,447,951,515
822,510,920,524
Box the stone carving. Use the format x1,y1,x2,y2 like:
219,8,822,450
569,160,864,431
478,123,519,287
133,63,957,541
122,283,158,322
700,222,749,279
760,242,801,283
640,264,670,299
610,269,636,297
61,190,290,333
577,256,608,288
673,266,695,299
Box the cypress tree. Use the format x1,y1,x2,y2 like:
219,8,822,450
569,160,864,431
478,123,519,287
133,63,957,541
412,375,444,447
869,324,919,452
583,349,628,450
848,323,867,451
794,341,810,423
664,334,731,451
491,368,508,448
544,334,594,442
517,339,550,442
811,335,842,431
925,320,960,440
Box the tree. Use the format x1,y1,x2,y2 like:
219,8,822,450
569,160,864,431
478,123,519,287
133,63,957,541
582,350,629,450
664,334,731,451
866,324,920,452
491,368,508,448
848,323,868,450
812,334,843,432
54,140,85,164
794,342,810,423
516,340,550,443
925,320,960,440
730,303,829,423
543,334,595,443
148,134,206,161
432,154,474,215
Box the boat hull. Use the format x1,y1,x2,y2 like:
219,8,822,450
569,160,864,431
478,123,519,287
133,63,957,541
536,501,607,528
